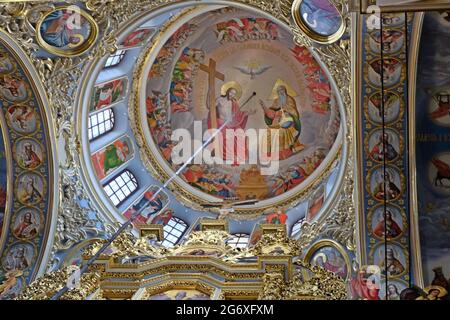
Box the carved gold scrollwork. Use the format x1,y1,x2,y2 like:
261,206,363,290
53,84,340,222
18,229,348,300
0,0,355,277
16,266,101,300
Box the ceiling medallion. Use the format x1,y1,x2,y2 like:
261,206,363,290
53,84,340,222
36,5,99,57
131,6,344,217
291,0,346,44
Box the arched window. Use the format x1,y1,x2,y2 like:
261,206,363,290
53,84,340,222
227,233,250,249
88,108,115,141
162,217,188,247
104,49,126,68
291,219,304,237
103,170,138,207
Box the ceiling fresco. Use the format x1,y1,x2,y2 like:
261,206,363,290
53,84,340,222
0,0,447,301
0,37,56,300
0,0,355,300
134,7,344,215
414,11,450,287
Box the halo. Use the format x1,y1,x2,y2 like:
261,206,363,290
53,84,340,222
425,285,448,298
220,81,242,100
269,79,298,100
312,252,328,265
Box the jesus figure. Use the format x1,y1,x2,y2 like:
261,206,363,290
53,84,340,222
207,81,253,164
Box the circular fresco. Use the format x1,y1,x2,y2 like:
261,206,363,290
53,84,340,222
36,6,98,57
291,0,345,43
11,207,42,241
366,91,403,125
137,7,343,213
305,240,350,280
371,242,408,278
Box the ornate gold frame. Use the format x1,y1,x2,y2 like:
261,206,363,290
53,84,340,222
363,127,405,164
36,6,99,57
364,56,407,90
4,106,41,136
0,0,356,285
128,3,348,218
364,164,407,203
1,240,38,275
368,241,410,279
18,229,349,300
10,206,45,241
363,90,405,126
140,280,216,300
14,171,47,207
291,0,347,44
366,203,408,241
304,238,351,280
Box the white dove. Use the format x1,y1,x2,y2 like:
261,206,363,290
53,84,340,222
233,63,272,80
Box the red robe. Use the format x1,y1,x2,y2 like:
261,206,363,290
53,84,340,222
25,150,41,169
208,98,248,164
14,221,37,238
373,218,402,238
97,91,112,109
351,271,380,300
266,212,287,224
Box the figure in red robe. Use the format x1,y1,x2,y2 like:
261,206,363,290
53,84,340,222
96,87,113,109
266,210,287,224
21,143,41,169
207,82,251,164
373,210,402,238
350,269,380,300
13,212,38,239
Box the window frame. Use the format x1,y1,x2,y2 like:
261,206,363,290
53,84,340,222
291,219,304,236
88,108,115,141
103,170,139,207
161,217,188,247
227,233,250,249
104,49,127,68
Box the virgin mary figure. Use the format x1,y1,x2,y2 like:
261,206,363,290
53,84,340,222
40,10,84,48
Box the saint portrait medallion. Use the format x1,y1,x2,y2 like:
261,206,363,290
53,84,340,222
291,0,345,44
36,6,98,57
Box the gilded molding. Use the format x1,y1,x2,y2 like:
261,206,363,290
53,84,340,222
128,2,349,218
18,229,348,300
0,0,355,283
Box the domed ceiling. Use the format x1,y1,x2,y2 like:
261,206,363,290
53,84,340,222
1,0,444,301
76,3,347,241
131,6,343,215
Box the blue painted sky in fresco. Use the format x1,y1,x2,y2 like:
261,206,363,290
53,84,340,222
416,12,450,284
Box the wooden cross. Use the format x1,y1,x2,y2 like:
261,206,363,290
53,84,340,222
200,58,225,154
